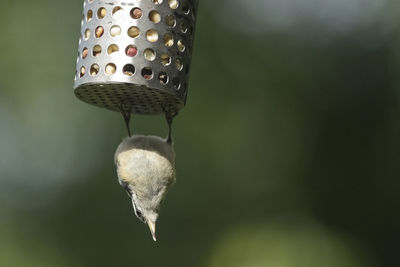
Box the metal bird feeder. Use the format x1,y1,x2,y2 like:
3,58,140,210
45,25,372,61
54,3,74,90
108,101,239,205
74,0,198,117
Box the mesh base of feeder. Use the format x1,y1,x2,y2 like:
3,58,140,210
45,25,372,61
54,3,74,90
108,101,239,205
74,0,198,116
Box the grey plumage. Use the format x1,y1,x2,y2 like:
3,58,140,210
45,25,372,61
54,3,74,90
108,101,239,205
114,135,176,241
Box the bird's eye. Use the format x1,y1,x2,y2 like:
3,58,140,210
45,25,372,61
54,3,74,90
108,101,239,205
136,209,142,217
135,209,146,222
132,201,146,222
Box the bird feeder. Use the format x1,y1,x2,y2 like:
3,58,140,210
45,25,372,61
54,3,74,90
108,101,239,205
74,0,198,117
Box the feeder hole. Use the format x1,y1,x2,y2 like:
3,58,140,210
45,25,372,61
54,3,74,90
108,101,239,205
160,53,171,66
107,44,119,55
112,6,123,17
168,0,179,9
142,68,153,80
131,8,142,19
87,10,93,21
110,25,121,37
128,26,140,38
95,26,104,38
172,77,181,89
90,64,99,76
180,21,188,34
159,72,169,85
175,58,183,71
80,66,86,77
146,29,158,42
82,48,89,59
182,3,190,14
93,45,102,56
149,11,161,24
84,29,91,40
123,64,135,76
105,63,117,75
177,40,185,52
163,34,174,47
126,45,138,57
144,48,156,61
165,15,176,28
97,7,106,19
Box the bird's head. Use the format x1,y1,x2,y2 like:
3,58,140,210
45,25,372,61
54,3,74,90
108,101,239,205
130,186,169,241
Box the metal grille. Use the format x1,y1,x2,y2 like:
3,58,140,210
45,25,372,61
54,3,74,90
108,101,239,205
74,0,198,115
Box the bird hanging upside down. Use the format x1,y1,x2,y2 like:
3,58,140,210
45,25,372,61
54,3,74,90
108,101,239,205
114,127,175,241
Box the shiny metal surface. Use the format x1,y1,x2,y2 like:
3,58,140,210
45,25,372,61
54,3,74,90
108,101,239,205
74,0,198,115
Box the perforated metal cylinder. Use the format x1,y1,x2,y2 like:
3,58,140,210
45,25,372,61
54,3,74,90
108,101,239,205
74,0,198,116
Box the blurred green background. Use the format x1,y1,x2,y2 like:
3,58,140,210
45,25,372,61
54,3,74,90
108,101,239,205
0,0,399,266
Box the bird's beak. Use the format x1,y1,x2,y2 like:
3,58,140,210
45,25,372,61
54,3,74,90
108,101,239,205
147,220,157,242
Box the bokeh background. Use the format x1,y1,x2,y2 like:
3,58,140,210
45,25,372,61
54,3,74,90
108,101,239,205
0,0,399,266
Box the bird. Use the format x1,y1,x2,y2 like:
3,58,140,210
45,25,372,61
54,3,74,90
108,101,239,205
114,133,176,241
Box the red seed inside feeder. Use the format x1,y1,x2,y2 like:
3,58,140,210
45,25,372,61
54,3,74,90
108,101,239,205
131,8,142,19
95,26,104,38
126,46,138,57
